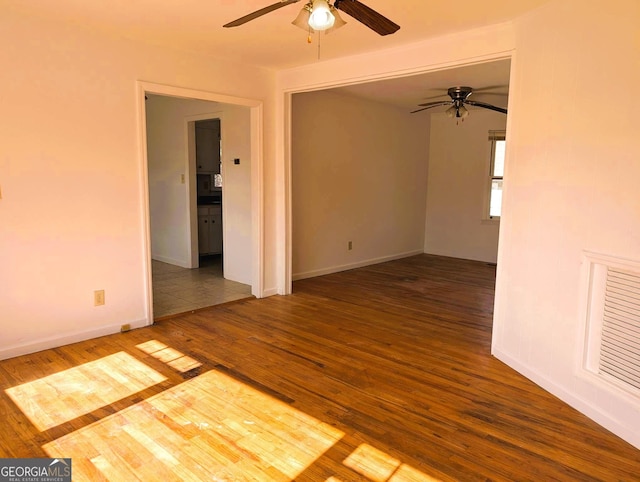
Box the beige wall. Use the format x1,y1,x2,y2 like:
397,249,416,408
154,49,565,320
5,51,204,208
145,95,252,284
291,90,429,279
0,9,275,359
424,110,506,263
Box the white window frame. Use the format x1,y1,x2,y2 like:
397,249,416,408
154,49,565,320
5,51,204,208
484,130,506,221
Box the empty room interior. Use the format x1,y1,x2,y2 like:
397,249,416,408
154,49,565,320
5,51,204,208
1,1,639,480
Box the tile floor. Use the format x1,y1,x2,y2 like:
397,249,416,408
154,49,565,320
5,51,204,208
151,255,252,319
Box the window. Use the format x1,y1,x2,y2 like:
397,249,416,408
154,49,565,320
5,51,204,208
487,130,506,219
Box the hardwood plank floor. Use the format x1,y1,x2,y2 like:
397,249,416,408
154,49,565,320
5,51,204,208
0,254,638,480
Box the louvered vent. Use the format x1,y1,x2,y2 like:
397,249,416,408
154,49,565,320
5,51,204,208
598,268,640,390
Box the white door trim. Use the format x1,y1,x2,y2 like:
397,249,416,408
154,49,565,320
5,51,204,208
137,81,264,324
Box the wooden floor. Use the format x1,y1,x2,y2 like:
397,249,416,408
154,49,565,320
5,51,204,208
1,255,638,481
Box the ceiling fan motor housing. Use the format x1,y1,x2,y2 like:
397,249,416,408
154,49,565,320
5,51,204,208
448,86,474,101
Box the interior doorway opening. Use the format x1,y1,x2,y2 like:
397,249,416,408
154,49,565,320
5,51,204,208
288,58,510,292
139,82,263,322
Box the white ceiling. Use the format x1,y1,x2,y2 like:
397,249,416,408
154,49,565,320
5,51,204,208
5,1,540,113
327,59,511,112
6,0,550,70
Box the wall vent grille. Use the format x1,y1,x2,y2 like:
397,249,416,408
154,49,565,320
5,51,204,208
599,268,640,390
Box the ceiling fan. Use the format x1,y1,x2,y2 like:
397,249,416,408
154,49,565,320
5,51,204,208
411,86,508,119
223,0,400,36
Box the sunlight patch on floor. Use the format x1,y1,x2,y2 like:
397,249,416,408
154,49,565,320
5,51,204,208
5,352,166,432
344,443,401,481
136,339,202,373
43,369,344,480
344,443,442,482
389,463,443,481
11,345,440,480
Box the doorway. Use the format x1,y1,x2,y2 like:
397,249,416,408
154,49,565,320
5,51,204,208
139,82,263,322
150,257,250,318
194,118,223,265
285,58,511,293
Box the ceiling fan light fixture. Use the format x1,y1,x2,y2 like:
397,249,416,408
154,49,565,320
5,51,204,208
445,103,469,119
225,0,399,36
308,0,335,31
325,6,346,33
292,5,313,32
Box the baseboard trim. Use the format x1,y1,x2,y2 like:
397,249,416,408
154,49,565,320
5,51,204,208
260,287,279,298
151,254,191,269
0,318,149,361
293,250,423,281
493,347,640,450
423,248,497,264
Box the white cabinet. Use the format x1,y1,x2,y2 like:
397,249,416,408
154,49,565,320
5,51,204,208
198,205,222,255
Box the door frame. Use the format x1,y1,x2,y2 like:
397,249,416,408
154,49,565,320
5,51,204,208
137,81,264,324
186,112,224,269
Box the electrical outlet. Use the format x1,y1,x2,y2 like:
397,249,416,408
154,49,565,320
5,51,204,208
121,324,131,332
94,290,105,306
348,241,353,250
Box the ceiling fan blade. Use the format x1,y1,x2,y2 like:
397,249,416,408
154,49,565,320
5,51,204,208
417,100,452,108
411,101,452,114
470,92,509,97
472,85,509,93
465,100,507,114
223,0,302,28
416,93,449,102
334,0,400,36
